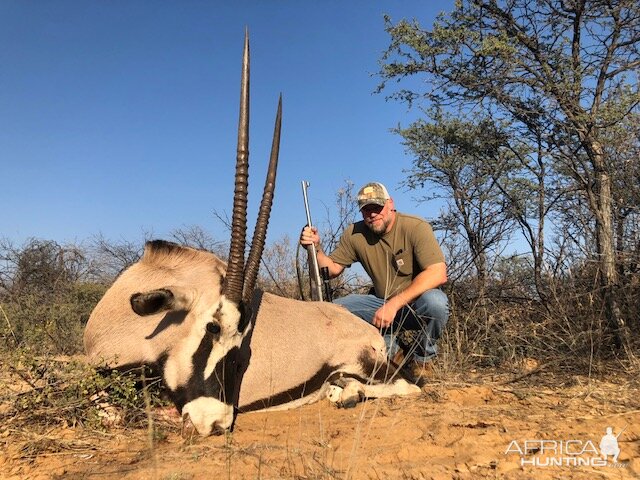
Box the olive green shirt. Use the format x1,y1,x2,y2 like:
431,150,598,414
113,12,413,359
329,212,445,299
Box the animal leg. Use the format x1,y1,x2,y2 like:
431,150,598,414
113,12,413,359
328,378,364,409
359,378,421,399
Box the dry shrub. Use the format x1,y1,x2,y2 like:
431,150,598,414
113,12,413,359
1,282,107,355
436,272,639,377
0,349,171,434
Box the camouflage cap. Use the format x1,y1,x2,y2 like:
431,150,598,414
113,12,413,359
357,182,390,209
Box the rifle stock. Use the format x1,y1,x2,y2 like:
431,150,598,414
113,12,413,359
321,266,333,302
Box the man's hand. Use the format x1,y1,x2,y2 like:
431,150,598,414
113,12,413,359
300,225,320,248
372,302,400,329
299,226,345,278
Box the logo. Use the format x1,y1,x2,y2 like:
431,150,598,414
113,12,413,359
599,426,622,464
504,426,627,468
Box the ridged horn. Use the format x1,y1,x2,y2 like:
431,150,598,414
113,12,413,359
243,95,282,305
223,30,250,306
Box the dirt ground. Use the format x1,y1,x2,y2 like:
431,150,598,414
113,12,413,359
2,369,639,480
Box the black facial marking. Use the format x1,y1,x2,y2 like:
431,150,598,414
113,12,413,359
237,299,253,333
227,290,262,429
167,326,234,412
206,321,221,336
169,343,210,411
206,346,242,406
164,290,263,426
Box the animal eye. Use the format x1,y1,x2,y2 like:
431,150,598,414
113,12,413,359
206,322,221,335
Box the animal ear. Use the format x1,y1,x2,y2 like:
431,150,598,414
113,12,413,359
130,286,196,316
130,289,176,316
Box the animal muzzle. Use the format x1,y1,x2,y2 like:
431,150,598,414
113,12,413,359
180,397,234,436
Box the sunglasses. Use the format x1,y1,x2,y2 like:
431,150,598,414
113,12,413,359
360,203,386,215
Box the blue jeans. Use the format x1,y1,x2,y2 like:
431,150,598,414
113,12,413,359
334,289,449,363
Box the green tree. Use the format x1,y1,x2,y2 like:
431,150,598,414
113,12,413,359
398,112,516,297
378,0,639,351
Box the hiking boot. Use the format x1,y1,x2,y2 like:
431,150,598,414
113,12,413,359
401,359,435,387
391,348,406,366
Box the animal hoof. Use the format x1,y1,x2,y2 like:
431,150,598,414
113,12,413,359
338,395,360,409
337,384,364,409
327,385,344,403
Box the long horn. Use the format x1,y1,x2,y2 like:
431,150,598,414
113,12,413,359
223,30,250,305
243,95,282,305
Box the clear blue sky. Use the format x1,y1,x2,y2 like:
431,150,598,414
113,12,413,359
1,1,453,247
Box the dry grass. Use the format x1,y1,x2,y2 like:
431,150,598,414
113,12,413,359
1,344,639,479
1,251,639,478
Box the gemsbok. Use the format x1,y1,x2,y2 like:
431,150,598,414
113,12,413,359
84,33,421,436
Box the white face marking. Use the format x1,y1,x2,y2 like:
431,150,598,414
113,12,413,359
162,293,252,425
182,397,234,436
163,332,199,391
202,296,248,380
163,295,245,392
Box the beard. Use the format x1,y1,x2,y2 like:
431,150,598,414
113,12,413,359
366,216,391,235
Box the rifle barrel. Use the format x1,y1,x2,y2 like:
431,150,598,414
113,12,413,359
302,181,323,301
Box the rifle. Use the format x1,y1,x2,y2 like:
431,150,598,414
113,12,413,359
301,181,324,301
321,266,333,302
615,424,628,439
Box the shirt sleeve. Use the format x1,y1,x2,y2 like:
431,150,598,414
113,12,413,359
412,220,445,269
328,225,358,267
